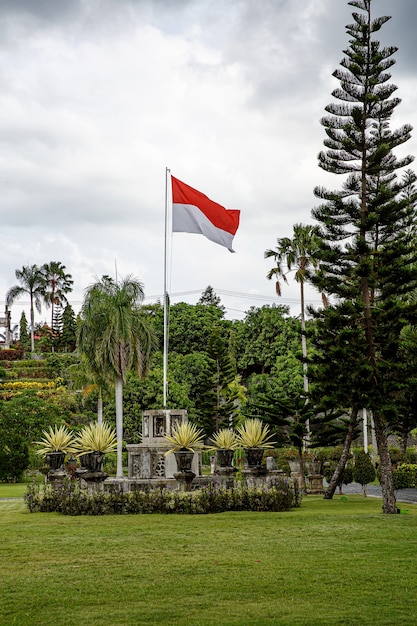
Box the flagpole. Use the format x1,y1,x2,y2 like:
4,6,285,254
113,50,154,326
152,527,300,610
163,167,170,409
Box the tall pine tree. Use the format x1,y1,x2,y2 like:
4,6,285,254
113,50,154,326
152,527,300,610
311,0,417,513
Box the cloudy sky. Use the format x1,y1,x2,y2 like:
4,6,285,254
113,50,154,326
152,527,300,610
1,0,417,328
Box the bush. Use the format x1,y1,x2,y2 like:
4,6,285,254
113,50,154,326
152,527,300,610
0,432,29,482
388,447,406,466
405,448,417,464
353,451,376,494
25,477,301,515
0,349,24,361
392,464,417,490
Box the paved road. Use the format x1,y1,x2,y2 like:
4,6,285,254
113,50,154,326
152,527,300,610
331,481,417,504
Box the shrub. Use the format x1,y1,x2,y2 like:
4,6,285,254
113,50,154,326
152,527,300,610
388,447,406,466
353,451,376,495
0,349,24,361
0,432,29,482
405,448,417,464
392,464,417,490
25,477,301,515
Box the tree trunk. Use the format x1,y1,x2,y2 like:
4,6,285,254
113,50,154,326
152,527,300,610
324,407,359,500
298,447,306,493
400,426,408,455
30,298,35,353
373,411,398,514
300,280,309,449
97,389,103,425
115,375,124,478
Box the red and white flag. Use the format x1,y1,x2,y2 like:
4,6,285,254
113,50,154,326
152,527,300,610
171,176,240,252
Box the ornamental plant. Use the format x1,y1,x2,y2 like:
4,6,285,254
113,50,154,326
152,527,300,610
236,418,276,449
163,422,205,455
207,428,239,451
34,424,76,455
73,421,117,457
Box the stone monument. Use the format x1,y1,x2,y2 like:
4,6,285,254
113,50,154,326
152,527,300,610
126,409,201,483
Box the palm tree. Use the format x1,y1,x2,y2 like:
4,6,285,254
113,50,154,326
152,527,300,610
5,264,45,353
42,261,73,345
77,275,157,477
265,223,321,443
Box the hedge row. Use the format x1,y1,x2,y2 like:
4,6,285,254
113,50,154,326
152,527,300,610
25,478,301,515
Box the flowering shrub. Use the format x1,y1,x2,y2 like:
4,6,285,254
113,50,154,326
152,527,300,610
25,478,301,516
0,380,57,390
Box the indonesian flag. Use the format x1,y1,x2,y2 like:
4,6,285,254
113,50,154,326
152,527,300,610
171,176,240,252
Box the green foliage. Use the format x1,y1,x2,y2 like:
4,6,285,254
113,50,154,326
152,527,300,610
197,285,224,311
353,451,376,488
55,303,77,352
163,422,205,454
25,478,300,515
77,275,156,383
392,463,417,490
41,261,73,336
34,425,76,455
144,301,225,355
0,431,29,482
234,305,299,376
18,311,30,351
236,418,276,449
310,2,417,512
207,428,239,451
73,422,117,455
0,393,63,442
6,263,45,352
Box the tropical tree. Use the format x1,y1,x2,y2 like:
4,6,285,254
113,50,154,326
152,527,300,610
77,275,157,477
41,261,73,343
265,223,321,397
5,264,45,352
310,0,417,513
265,224,322,448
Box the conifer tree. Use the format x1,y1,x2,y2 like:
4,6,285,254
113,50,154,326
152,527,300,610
196,327,238,435
19,311,30,351
353,450,376,496
311,0,417,513
61,303,77,352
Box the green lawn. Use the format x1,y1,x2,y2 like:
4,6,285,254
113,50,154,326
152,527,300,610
1,494,417,625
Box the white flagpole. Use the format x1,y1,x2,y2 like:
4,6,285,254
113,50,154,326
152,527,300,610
163,167,170,408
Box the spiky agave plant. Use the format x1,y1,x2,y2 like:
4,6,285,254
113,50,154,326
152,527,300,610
73,421,117,456
207,428,239,451
163,422,205,455
35,425,76,455
236,418,276,449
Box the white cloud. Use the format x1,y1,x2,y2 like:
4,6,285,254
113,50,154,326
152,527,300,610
0,0,416,328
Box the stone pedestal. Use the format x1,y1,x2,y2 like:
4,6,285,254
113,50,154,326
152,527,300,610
47,469,66,487
77,469,108,494
242,466,267,488
214,465,237,489
308,474,324,494
174,471,196,491
291,472,304,490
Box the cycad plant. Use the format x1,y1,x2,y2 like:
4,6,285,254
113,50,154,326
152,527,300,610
35,425,75,455
73,421,118,456
236,418,276,449
164,422,205,455
207,428,239,451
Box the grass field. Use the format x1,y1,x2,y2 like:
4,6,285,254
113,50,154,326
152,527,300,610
1,493,417,625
